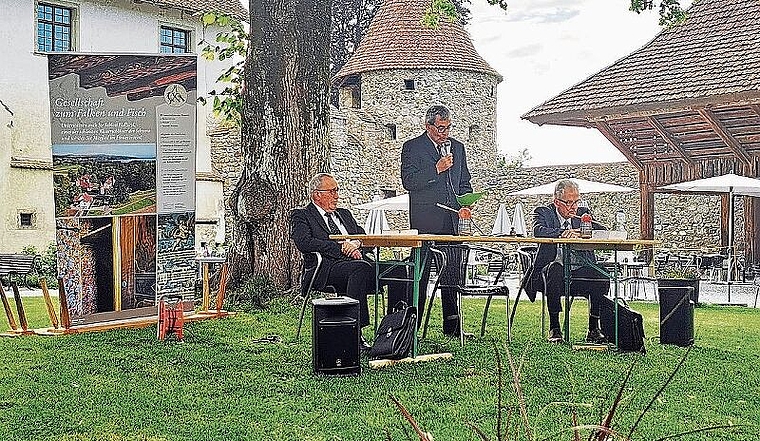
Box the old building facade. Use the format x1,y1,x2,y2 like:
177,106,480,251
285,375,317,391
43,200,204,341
0,0,245,252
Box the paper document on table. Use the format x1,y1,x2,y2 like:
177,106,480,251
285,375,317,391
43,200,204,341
592,230,627,240
382,229,419,235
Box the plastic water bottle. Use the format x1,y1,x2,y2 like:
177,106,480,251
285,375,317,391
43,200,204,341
458,207,472,235
580,213,592,239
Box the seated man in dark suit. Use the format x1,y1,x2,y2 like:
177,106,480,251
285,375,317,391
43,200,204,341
528,179,609,344
290,173,409,351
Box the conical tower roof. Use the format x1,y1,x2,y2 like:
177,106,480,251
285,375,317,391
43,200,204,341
334,0,502,84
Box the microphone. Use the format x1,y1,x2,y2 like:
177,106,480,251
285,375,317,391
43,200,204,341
440,140,451,157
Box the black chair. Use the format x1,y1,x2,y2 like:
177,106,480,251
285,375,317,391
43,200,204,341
421,246,447,339
513,245,599,339
423,244,510,345
295,251,338,340
539,261,594,338
509,246,538,340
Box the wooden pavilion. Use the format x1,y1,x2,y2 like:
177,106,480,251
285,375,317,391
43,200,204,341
522,0,760,264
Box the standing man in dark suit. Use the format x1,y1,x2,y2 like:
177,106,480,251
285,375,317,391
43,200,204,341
401,105,473,337
290,173,408,351
529,179,609,343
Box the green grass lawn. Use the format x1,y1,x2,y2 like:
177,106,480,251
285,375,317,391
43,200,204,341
0,295,758,441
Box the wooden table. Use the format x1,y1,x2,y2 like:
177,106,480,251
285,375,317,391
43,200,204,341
331,234,659,353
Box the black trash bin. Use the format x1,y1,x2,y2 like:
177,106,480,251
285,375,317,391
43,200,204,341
312,297,361,375
658,285,694,346
657,278,700,305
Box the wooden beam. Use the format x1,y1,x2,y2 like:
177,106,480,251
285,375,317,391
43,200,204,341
698,108,752,165
646,116,693,165
595,122,644,170
721,193,730,252
640,180,655,264
751,197,760,268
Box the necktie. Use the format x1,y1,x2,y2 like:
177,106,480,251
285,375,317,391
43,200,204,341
325,213,341,235
563,219,571,230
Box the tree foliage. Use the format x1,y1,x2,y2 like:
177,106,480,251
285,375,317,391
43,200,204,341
629,0,687,27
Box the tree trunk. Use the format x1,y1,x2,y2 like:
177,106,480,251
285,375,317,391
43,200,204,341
229,0,331,290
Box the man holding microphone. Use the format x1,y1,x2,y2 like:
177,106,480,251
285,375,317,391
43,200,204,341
401,105,473,337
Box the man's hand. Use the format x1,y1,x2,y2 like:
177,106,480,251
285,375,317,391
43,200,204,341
560,228,581,239
458,207,472,219
341,240,362,259
436,153,453,174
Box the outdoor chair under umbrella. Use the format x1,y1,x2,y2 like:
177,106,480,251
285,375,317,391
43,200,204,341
661,173,760,302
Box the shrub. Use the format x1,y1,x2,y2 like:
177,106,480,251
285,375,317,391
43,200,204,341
21,243,58,289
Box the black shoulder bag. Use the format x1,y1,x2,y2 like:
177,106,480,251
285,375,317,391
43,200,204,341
368,303,417,360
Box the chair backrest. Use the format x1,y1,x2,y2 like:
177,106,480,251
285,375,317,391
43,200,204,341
516,246,537,277
300,251,323,295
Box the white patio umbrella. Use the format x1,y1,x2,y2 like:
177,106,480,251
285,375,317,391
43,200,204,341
363,209,389,234
491,203,512,235
508,178,635,196
661,173,760,302
512,202,527,236
354,193,409,211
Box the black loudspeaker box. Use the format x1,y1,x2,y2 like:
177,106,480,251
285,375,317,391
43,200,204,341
312,297,361,375
659,285,694,346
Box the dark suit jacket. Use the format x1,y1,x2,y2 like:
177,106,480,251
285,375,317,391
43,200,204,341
525,205,604,300
401,133,472,234
290,203,365,290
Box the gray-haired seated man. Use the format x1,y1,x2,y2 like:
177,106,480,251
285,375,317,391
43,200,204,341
291,173,410,352
526,179,610,343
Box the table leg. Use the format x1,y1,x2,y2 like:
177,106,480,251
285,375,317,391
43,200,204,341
412,246,422,358
201,263,210,312
563,244,571,343
613,250,619,350
374,247,380,336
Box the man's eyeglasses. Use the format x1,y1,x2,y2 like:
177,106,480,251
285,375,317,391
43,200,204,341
428,123,451,133
556,198,581,207
315,187,339,195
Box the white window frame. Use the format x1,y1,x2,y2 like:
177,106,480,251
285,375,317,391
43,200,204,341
159,24,194,54
35,1,78,53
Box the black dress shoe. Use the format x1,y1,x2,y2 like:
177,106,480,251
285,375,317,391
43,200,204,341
547,327,563,343
585,328,607,344
444,331,475,340
359,337,372,353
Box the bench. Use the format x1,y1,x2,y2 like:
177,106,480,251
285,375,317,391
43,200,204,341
0,253,39,288
0,253,40,334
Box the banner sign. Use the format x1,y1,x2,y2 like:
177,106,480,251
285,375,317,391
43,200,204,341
48,54,197,324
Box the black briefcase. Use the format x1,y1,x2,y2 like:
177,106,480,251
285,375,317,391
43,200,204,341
599,296,646,353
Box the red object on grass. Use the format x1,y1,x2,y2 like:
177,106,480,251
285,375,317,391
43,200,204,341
157,296,184,341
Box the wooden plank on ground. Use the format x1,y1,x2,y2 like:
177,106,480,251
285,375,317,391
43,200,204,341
369,352,453,369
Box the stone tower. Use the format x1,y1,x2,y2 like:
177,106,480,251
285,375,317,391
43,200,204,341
331,0,502,209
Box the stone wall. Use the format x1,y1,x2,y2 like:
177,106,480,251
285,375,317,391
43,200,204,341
209,125,242,243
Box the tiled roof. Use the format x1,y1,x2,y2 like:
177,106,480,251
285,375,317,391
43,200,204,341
334,0,501,84
523,0,760,125
137,0,248,22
